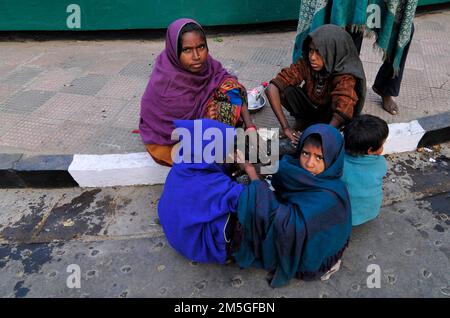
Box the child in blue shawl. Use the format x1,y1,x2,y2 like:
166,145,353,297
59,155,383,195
158,119,245,264
233,124,351,287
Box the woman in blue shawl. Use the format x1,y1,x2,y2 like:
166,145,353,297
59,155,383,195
158,118,244,264
233,124,351,287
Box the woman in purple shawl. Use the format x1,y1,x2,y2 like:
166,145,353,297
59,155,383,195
139,18,255,167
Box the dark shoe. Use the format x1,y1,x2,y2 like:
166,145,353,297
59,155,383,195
320,259,342,281
225,256,235,265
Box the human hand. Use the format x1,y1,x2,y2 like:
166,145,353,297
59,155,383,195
234,149,253,172
283,127,300,146
234,149,259,180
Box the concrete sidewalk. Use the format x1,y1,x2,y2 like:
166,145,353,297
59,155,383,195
0,8,449,187
0,143,449,297
0,8,449,298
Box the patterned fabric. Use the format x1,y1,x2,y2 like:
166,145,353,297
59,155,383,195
293,0,417,74
272,25,366,123
271,59,358,123
205,77,247,127
372,0,418,74
233,124,352,287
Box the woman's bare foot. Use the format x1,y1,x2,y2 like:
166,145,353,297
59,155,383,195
373,86,399,115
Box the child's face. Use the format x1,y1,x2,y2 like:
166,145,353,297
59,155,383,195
308,42,325,72
299,143,325,176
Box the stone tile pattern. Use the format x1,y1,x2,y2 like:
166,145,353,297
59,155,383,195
0,11,449,155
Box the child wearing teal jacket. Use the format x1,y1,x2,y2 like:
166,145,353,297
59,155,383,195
342,115,389,226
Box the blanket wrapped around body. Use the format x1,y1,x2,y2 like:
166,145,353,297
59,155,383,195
233,124,352,287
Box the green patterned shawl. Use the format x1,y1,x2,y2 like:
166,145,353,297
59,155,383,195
293,0,418,74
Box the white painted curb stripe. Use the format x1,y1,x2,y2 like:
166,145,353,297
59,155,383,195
383,120,426,155
68,152,170,187
66,119,426,187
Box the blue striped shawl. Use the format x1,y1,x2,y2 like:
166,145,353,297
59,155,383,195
233,124,351,287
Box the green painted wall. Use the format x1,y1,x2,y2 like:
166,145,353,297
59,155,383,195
418,0,449,5
0,0,448,31
0,0,299,31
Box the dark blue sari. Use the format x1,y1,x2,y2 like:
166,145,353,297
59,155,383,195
233,124,351,287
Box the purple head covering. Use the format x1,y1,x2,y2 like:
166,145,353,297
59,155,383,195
139,18,234,145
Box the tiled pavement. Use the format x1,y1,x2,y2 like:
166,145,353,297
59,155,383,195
0,9,449,155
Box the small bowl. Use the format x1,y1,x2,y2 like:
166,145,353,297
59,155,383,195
247,94,267,112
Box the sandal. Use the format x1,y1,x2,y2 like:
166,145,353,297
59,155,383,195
320,259,342,281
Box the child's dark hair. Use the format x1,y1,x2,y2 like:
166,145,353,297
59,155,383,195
344,114,389,156
302,133,322,150
177,22,207,58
